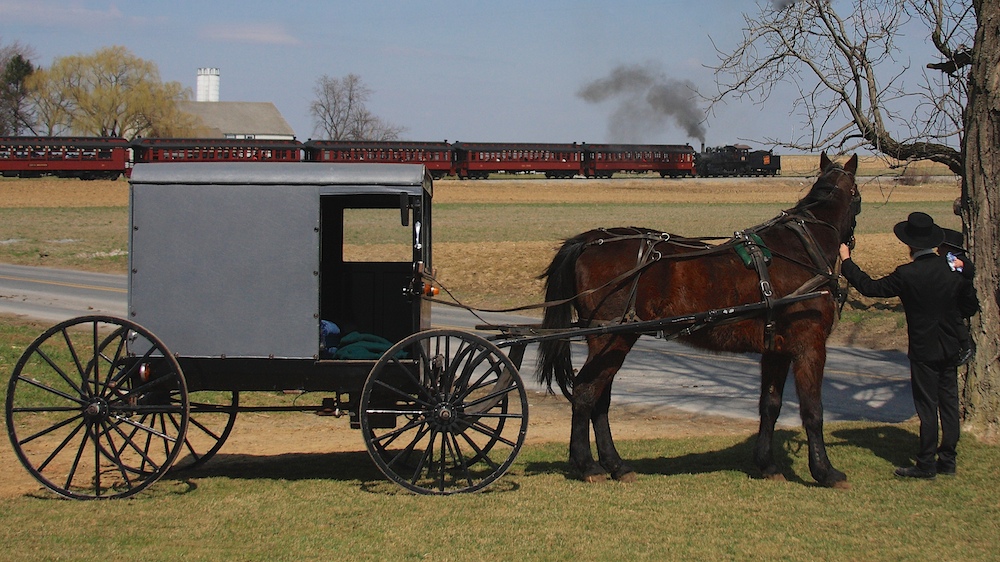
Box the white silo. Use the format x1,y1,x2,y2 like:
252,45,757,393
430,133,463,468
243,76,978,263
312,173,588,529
196,68,220,102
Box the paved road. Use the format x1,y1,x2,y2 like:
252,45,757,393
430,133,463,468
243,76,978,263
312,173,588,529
0,264,914,424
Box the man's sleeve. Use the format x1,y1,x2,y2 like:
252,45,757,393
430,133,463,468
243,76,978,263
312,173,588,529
841,258,903,298
958,278,980,319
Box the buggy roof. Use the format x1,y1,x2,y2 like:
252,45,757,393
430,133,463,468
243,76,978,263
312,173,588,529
130,162,431,197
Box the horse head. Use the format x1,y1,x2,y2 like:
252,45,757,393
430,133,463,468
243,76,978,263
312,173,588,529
807,152,861,246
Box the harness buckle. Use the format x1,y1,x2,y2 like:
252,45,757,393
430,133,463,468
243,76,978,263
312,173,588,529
760,280,773,298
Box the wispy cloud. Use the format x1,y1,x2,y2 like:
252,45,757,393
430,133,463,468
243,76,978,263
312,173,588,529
202,23,301,46
0,1,156,30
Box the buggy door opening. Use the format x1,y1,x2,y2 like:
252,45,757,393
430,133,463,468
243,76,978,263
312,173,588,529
319,191,431,358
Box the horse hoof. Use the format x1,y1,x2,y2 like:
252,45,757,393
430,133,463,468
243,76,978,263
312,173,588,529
583,473,608,483
763,473,787,482
831,480,851,490
614,471,638,483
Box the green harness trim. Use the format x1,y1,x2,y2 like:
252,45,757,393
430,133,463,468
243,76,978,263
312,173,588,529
734,232,771,268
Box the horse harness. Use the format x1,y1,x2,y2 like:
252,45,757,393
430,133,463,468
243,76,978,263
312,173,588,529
585,208,847,349
420,176,858,348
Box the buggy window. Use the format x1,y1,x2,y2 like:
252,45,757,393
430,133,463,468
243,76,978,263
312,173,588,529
342,208,412,262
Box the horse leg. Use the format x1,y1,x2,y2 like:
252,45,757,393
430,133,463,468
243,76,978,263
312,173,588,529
568,337,633,482
591,382,637,482
756,351,791,480
791,347,849,488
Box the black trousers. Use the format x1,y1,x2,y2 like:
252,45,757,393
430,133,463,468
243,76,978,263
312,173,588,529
909,358,960,472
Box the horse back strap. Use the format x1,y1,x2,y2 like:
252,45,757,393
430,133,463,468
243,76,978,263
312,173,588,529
736,230,777,348
620,236,665,322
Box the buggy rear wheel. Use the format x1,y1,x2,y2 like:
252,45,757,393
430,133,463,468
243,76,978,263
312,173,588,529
360,329,528,495
171,391,238,471
5,316,189,499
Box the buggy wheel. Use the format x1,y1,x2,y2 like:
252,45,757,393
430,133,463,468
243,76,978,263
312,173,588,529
171,391,238,471
5,316,188,499
360,329,528,495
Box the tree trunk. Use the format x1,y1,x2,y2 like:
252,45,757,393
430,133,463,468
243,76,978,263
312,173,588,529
960,0,1000,441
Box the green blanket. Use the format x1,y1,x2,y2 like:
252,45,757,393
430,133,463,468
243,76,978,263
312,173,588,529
332,332,406,360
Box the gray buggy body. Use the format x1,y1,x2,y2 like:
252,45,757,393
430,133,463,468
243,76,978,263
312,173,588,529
128,162,432,390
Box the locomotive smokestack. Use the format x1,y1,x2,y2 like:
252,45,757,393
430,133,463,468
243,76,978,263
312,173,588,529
578,63,707,144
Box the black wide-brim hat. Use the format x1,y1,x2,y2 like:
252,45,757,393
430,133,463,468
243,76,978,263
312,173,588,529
894,211,944,250
941,228,965,252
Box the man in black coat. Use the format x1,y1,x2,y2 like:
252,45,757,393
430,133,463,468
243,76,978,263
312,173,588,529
839,212,979,479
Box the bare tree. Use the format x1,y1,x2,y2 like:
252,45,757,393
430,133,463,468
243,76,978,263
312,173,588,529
310,74,405,140
711,0,974,174
960,0,1000,440
712,0,1000,438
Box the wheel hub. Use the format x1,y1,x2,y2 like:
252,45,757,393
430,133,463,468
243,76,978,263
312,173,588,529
432,403,459,429
84,398,109,420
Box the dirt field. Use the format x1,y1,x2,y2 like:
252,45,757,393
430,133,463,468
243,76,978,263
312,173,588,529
0,167,960,208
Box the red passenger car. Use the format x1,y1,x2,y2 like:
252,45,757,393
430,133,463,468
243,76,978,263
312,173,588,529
452,142,583,179
131,138,303,164
0,136,129,180
303,140,455,179
582,143,695,178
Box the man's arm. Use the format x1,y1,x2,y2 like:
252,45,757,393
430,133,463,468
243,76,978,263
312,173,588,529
839,244,903,299
958,277,980,319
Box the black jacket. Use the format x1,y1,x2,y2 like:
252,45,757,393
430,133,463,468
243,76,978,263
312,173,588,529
842,253,979,362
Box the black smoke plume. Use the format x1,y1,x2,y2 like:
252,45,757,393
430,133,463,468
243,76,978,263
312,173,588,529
578,63,706,143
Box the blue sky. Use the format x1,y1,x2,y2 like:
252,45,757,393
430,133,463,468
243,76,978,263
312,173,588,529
0,1,938,150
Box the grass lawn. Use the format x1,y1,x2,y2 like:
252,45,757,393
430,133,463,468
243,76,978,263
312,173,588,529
0,417,998,561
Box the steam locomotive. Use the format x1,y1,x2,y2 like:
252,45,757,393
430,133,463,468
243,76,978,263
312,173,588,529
694,144,781,177
0,136,699,180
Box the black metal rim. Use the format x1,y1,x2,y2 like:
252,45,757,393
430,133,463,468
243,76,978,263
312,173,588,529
359,329,528,495
5,315,189,499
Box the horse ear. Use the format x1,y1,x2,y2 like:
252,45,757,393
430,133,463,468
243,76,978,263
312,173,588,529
844,154,858,175
820,152,832,171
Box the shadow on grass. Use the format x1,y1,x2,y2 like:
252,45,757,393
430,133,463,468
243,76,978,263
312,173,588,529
162,450,523,495
830,423,916,468
166,450,384,485
156,424,919,494
525,424,920,486
523,430,814,485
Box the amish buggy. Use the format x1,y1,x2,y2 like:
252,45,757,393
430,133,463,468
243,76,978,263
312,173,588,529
5,153,860,499
5,163,529,498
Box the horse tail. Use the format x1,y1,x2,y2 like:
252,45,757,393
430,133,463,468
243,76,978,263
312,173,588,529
537,235,587,400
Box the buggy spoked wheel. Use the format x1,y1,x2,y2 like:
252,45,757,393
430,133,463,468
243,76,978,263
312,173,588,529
5,316,189,499
171,391,238,471
360,329,528,495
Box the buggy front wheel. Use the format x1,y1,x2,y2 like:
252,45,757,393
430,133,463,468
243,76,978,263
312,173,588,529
359,329,528,494
5,316,189,499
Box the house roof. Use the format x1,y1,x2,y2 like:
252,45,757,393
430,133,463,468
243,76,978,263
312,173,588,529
178,101,296,139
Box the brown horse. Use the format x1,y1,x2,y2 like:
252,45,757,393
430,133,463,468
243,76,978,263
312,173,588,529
537,152,859,488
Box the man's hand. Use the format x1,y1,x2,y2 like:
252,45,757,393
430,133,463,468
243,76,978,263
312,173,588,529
839,243,851,261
